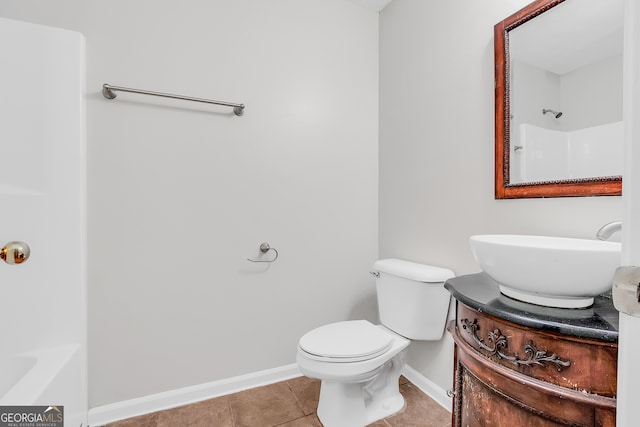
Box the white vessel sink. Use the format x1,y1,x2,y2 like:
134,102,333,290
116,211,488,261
469,235,621,308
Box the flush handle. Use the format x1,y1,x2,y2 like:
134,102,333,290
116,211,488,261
1,241,31,265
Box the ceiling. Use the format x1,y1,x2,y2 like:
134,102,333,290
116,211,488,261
510,0,623,75
347,0,394,12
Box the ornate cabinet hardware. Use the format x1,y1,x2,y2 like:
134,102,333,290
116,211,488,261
461,318,571,371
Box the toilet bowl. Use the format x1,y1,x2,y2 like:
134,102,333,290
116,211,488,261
296,259,455,427
297,320,410,426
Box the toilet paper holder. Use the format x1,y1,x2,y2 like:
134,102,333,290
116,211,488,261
247,242,279,263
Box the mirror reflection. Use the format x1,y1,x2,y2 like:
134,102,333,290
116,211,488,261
495,0,624,198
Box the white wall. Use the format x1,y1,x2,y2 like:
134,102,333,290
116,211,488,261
511,55,622,134
379,0,622,392
0,0,379,407
510,60,562,182
511,60,562,131
562,55,623,130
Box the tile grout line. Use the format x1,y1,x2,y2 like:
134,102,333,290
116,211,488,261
272,414,312,427
285,379,310,418
227,397,238,427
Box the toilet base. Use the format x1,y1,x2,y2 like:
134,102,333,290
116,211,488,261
316,350,406,427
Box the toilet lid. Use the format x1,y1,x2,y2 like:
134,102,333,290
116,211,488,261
299,320,394,362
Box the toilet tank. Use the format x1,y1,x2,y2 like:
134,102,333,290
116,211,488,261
373,259,455,341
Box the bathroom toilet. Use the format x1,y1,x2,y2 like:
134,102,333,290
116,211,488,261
296,259,455,427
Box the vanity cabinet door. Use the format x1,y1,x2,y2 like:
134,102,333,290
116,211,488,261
456,361,568,426
449,303,617,427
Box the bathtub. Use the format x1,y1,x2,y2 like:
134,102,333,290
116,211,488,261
0,344,87,426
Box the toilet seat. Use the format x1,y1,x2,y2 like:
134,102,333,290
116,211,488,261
298,320,394,363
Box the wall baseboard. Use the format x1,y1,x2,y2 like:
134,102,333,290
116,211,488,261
401,365,452,411
88,364,302,426
89,363,451,426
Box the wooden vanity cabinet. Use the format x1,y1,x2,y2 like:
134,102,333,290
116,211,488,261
449,302,618,427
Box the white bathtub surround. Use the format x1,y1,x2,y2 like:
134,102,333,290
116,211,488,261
0,345,83,405
0,17,87,426
514,121,623,183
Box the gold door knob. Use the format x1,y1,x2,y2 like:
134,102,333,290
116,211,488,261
1,241,30,265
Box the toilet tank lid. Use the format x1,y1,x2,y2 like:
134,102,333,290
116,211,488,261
373,259,455,283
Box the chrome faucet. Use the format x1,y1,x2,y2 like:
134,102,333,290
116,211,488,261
596,221,622,241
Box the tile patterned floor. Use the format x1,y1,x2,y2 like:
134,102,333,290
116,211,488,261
105,376,451,427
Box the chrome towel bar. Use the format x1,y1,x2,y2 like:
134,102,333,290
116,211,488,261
102,83,245,116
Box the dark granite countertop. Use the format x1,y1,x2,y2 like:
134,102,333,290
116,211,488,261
445,273,619,343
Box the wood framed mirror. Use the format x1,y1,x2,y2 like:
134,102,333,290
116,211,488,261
495,0,623,199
